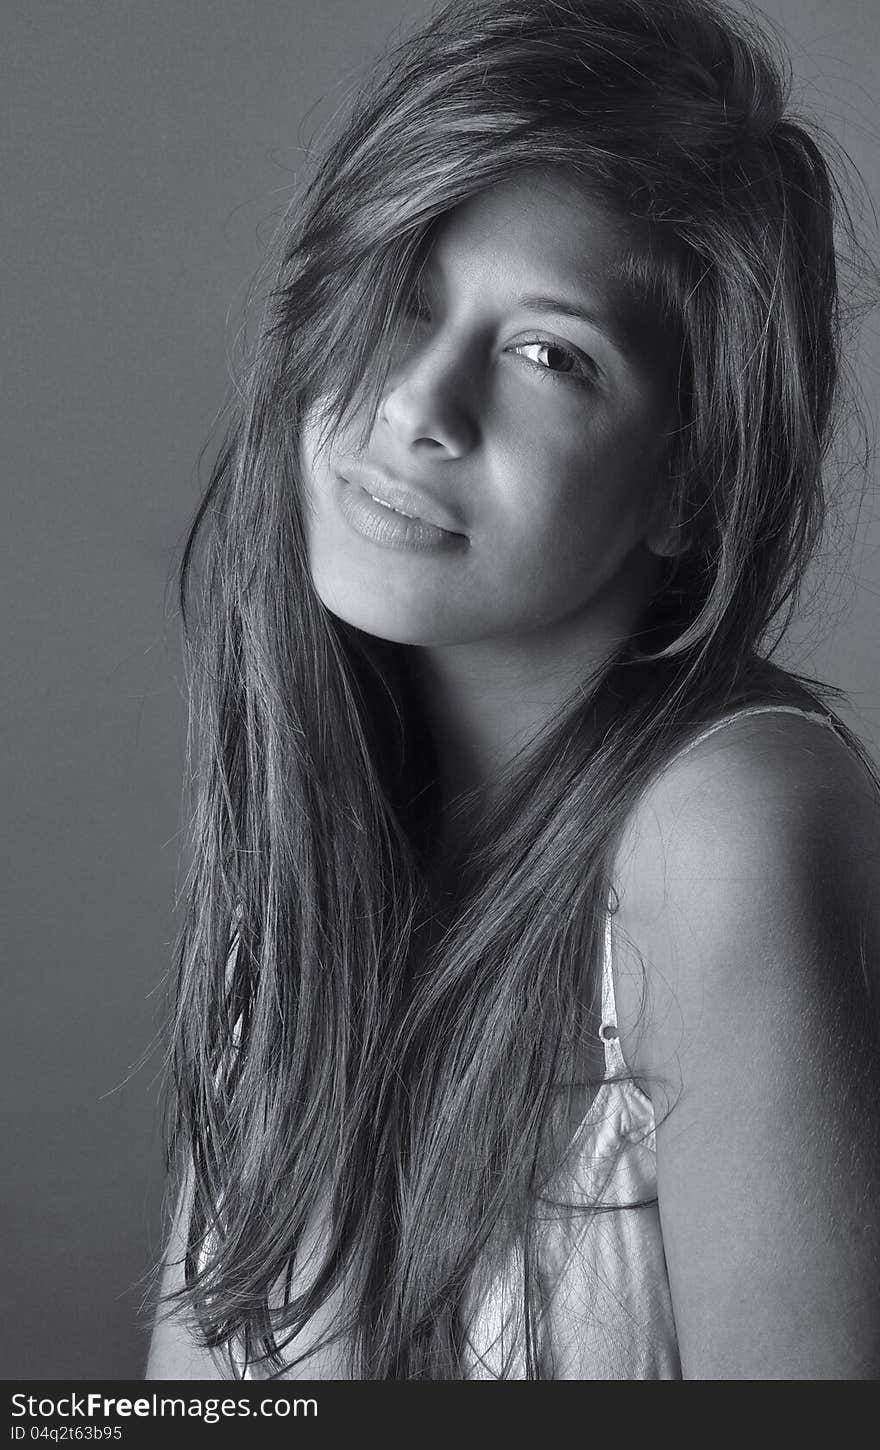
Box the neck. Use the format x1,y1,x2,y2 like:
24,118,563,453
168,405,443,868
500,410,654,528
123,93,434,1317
407,550,663,834
411,636,592,804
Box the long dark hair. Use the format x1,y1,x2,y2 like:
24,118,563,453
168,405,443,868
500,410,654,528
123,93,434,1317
160,0,863,1378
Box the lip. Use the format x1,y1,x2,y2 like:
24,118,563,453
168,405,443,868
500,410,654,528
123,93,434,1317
338,464,468,538
337,476,469,554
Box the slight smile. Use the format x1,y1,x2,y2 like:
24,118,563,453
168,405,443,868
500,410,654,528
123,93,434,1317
336,474,470,554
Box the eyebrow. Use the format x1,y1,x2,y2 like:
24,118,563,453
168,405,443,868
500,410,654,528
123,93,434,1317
514,292,628,354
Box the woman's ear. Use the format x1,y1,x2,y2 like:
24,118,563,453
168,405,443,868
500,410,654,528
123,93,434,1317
645,520,689,559
644,414,690,560
645,486,690,560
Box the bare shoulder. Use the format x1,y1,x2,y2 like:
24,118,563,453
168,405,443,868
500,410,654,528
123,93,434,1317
618,706,880,898
609,709,880,1377
612,709,880,1086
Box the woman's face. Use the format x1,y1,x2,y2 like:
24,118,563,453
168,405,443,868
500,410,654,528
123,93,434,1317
301,170,678,649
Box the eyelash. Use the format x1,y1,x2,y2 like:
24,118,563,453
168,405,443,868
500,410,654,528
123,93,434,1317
402,291,597,388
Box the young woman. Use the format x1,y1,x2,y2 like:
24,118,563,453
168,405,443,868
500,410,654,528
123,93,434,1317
147,0,880,1380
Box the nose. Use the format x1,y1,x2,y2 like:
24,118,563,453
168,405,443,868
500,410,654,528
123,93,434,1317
378,337,479,458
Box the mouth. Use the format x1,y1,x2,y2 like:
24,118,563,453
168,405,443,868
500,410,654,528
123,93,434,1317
336,473,469,555
338,465,468,539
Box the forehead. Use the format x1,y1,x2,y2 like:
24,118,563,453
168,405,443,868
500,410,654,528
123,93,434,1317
428,168,671,357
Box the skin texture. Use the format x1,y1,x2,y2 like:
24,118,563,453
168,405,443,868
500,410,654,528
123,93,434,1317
304,172,678,649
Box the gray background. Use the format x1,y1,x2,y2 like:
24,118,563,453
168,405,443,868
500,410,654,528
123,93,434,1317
3,0,878,1379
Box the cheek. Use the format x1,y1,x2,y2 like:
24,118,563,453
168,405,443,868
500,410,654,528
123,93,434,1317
505,432,644,544
496,419,664,587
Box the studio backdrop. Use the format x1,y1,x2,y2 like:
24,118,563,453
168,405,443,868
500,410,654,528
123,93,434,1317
3,0,878,1379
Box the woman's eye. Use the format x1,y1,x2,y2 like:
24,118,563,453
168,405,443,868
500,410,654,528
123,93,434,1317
510,339,594,383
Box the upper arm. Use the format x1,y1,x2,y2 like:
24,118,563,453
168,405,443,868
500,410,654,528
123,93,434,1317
612,714,880,1379
146,1164,227,1380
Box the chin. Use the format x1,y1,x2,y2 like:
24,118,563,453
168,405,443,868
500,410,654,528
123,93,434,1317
312,579,488,648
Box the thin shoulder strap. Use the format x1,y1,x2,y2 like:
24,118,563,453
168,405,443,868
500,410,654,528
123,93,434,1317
599,910,627,1078
660,703,843,764
597,703,854,1080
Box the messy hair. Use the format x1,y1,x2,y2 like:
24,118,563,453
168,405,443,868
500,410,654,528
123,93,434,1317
161,0,863,1377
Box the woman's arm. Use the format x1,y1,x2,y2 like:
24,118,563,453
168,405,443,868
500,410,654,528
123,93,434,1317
145,1165,227,1380
613,711,880,1379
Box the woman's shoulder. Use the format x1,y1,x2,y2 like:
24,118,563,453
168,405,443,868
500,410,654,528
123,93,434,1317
610,700,880,1106
608,700,880,1379
617,699,880,892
